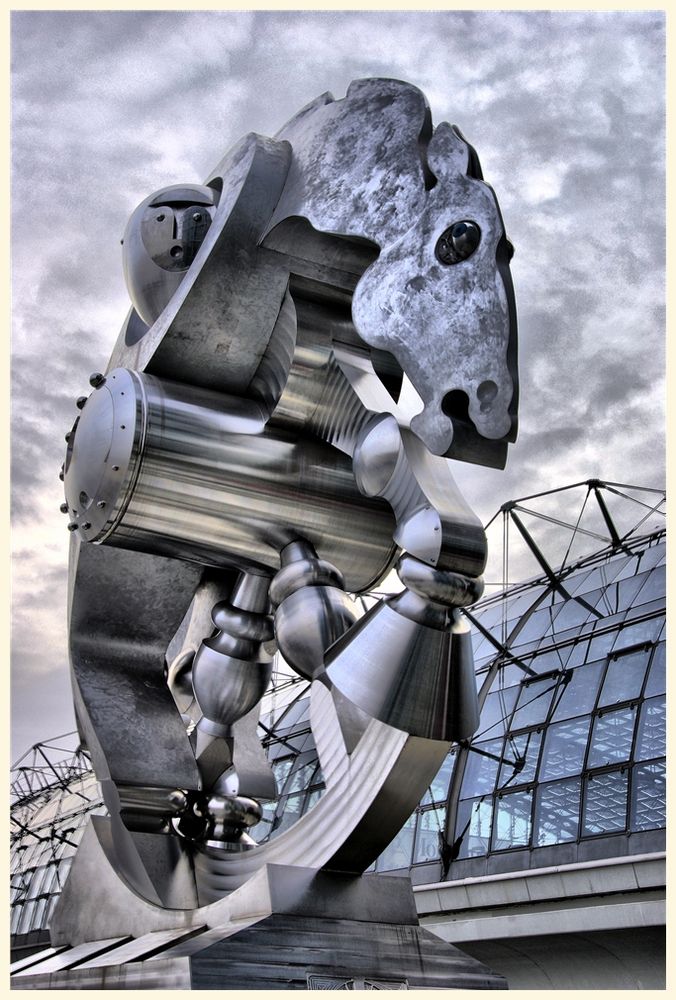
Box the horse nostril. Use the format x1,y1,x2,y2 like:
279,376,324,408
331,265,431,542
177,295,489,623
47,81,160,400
477,380,498,412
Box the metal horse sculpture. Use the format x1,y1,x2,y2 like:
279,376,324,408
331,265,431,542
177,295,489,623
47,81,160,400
60,79,517,911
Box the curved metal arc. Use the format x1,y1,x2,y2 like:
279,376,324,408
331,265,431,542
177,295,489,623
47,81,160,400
192,680,449,899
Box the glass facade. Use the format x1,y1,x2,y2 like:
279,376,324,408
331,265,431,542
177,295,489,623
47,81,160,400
9,510,666,946
10,741,105,943
449,533,665,869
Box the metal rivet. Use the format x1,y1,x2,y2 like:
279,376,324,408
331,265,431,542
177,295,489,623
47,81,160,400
89,372,106,388
59,466,65,481
67,523,78,532
112,465,120,471
82,522,91,530
59,502,69,514
76,396,88,410
65,431,72,443
192,212,201,221
96,500,106,509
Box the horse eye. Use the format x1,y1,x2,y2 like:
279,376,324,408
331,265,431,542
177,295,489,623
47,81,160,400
435,220,481,265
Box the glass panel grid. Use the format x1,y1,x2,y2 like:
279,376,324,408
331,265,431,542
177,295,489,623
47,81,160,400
413,806,446,864
492,789,533,850
551,662,603,721
644,642,666,697
460,739,504,797
598,649,649,707
511,678,557,730
377,812,416,871
535,777,581,846
540,716,591,781
588,706,637,768
454,797,493,859
635,697,666,762
582,769,628,835
421,753,454,805
498,730,542,789
631,760,666,831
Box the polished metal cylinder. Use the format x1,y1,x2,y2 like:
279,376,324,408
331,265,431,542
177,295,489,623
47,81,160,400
63,368,396,592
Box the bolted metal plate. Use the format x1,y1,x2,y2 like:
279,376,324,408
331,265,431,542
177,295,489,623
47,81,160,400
63,369,144,542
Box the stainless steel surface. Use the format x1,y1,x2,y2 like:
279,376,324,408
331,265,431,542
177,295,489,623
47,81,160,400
64,367,397,592
325,593,479,742
192,573,274,735
59,78,518,925
396,553,484,606
270,540,357,679
108,132,293,395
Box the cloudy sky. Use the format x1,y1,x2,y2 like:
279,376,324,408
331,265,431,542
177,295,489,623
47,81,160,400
11,10,665,760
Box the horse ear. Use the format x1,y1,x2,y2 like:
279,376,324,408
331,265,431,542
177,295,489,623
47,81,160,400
450,123,485,180
427,121,471,180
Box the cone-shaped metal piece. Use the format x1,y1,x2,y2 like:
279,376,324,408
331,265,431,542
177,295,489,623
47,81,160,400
324,594,479,742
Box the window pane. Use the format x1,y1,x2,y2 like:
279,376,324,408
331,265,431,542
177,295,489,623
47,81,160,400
529,649,567,674
284,757,319,794
588,706,637,768
617,572,652,610
634,564,666,605
275,697,310,731
421,753,454,804
272,758,294,792
582,770,628,834
635,697,666,762
512,608,554,646
305,788,323,811
551,598,592,632
377,813,415,871
272,793,304,836
31,896,48,931
475,688,518,739
631,761,666,831
612,618,662,651
644,643,666,697
540,716,591,781
599,650,649,707
567,637,591,667
413,806,446,863
17,900,36,936
535,777,581,846
454,797,493,859
461,739,503,797
492,789,533,850
635,543,665,573
511,678,556,729
586,629,619,663
498,730,542,789
551,662,604,721
10,903,23,935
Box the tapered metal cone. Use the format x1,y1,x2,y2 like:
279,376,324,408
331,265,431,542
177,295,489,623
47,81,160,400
324,593,480,742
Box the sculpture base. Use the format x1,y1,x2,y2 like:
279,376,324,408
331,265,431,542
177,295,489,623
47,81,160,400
11,822,505,990
13,912,506,990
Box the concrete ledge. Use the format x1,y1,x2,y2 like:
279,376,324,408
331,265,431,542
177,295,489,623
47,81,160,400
421,897,665,942
414,852,665,916
414,853,665,942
